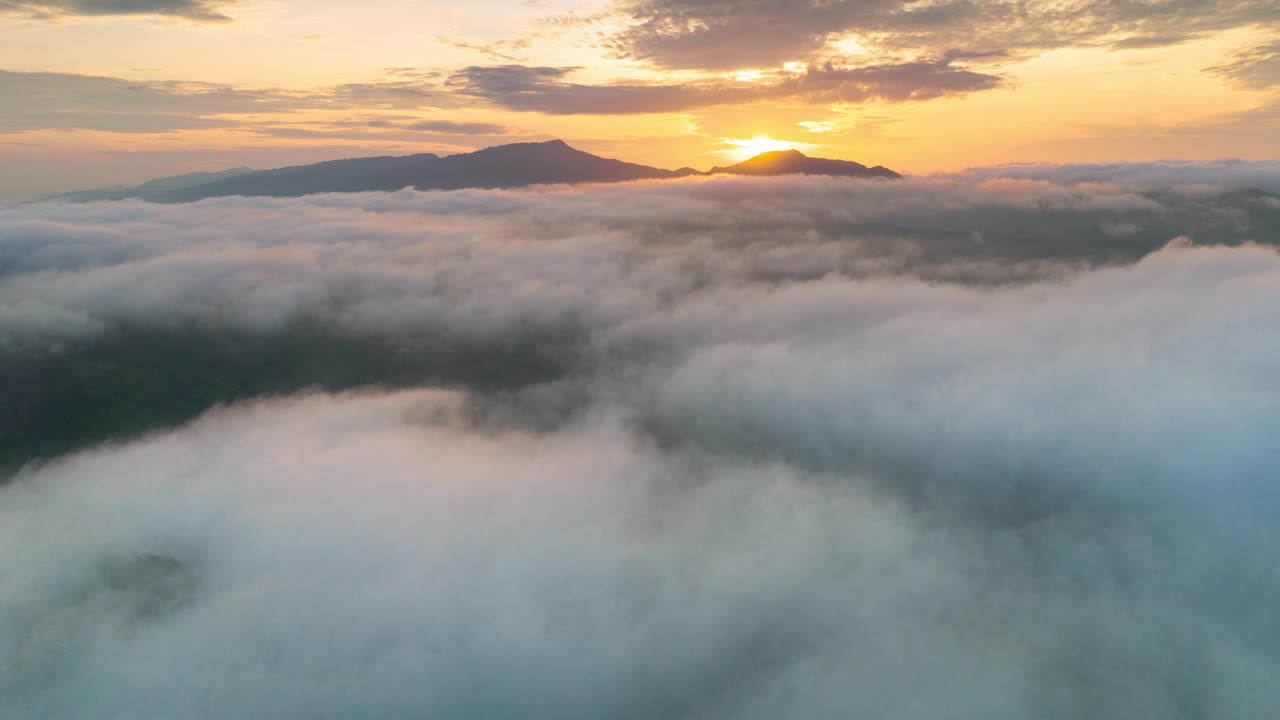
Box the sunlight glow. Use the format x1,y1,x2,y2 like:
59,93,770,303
720,135,816,161
830,36,870,56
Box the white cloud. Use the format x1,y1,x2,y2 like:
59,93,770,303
3,170,1280,717
958,159,1280,194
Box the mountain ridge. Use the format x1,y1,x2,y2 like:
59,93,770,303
709,149,901,180
53,140,902,203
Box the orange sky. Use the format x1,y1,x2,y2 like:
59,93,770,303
1,0,1277,198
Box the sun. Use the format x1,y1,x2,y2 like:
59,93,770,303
720,135,816,162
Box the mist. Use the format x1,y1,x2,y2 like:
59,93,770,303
3,170,1280,718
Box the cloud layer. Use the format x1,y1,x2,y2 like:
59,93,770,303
3,169,1280,717
3,168,1279,466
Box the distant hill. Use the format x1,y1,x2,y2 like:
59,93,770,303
57,167,257,202
708,149,901,179
52,140,901,203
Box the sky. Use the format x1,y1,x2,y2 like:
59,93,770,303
1,0,1278,197
6,5,1280,713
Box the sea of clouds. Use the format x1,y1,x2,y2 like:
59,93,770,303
2,167,1279,718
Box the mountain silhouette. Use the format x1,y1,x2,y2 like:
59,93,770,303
56,167,257,202
55,140,900,203
708,149,901,179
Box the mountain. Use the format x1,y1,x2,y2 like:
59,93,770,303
708,149,901,179
56,167,257,202
52,140,900,203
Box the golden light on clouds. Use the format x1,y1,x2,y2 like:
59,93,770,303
798,119,845,134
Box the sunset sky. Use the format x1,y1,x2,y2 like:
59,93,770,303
2,0,1278,197
9,4,1280,714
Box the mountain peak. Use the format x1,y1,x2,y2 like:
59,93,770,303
467,138,585,160
53,139,900,202
708,148,899,180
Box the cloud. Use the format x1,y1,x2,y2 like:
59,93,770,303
0,0,234,22
778,60,1003,103
2,165,1278,468
328,80,458,109
448,60,1001,114
0,70,286,133
436,35,532,63
608,0,1280,71
1206,40,1280,89
0,70,453,135
5,171,1280,715
957,159,1280,194
246,118,513,142
447,64,740,114
406,119,510,134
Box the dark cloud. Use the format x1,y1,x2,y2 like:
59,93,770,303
611,0,896,70
778,60,1004,103
448,60,1001,114
608,0,1280,71
448,64,742,113
4,168,1280,717
0,0,233,22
